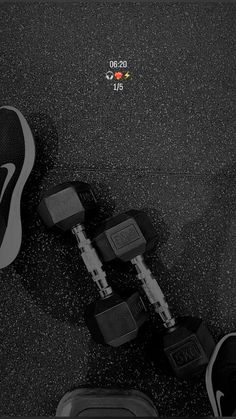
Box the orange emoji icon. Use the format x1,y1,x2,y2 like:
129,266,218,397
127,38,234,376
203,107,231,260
114,72,123,80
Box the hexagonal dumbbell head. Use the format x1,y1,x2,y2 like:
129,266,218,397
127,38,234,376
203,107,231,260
163,317,215,377
150,316,215,378
85,292,147,347
93,210,158,262
38,181,98,231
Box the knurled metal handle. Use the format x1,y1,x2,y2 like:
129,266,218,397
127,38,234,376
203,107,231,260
131,255,176,328
72,224,113,299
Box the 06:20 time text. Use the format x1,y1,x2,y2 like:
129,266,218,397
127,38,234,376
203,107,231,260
110,60,127,68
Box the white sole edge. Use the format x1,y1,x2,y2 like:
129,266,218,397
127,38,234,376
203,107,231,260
205,332,236,416
0,106,35,269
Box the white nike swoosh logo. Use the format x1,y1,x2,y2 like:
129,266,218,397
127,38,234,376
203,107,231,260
216,390,224,416
0,163,16,203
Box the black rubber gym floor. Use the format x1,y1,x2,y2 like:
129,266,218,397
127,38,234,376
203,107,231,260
0,1,236,416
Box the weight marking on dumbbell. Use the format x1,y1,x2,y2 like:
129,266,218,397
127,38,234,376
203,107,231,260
78,190,96,206
167,336,203,368
110,224,142,250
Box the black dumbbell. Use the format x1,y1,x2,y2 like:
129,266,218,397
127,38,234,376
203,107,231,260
93,210,216,378
37,182,148,347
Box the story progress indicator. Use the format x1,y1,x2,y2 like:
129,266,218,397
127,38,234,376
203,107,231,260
105,60,131,91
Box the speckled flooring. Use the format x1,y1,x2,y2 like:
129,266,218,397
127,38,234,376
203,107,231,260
0,2,236,416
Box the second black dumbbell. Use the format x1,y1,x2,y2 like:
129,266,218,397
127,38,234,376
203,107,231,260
93,210,215,378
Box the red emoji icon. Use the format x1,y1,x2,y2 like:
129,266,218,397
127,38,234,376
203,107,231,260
114,72,123,80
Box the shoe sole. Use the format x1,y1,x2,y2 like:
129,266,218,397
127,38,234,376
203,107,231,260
0,106,35,269
56,388,159,417
205,331,236,416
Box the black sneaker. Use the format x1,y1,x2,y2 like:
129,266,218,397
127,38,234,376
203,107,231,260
0,106,35,269
205,332,236,416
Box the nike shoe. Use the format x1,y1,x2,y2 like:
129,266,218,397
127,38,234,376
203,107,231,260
205,332,236,416
0,106,35,269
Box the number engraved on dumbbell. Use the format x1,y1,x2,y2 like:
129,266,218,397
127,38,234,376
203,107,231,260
111,224,141,250
78,190,96,205
170,336,202,367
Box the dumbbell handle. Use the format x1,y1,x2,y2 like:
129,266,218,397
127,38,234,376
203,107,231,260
131,255,176,329
72,224,113,299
